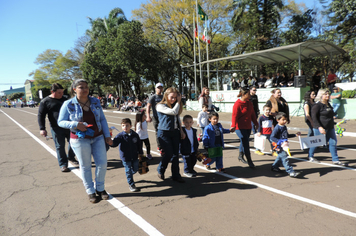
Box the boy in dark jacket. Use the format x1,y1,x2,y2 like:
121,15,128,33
270,112,301,177
111,118,143,192
180,115,199,177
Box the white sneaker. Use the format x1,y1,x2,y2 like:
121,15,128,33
309,157,320,163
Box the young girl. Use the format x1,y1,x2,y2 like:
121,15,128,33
135,110,152,160
156,87,185,183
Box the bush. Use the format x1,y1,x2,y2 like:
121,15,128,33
342,90,356,98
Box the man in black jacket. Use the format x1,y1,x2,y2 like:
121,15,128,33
37,83,78,172
250,86,260,134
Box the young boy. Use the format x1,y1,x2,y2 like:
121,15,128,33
180,115,199,177
255,105,275,156
270,112,301,178
111,118,143,192
197,104,209,135
202,112,235,172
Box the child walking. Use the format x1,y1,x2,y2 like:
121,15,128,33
203,112,235,172
197,104,209,135
255,105,276,156
111,118,143,192
180,115,199,177
270,112,301,178
135,110,152,160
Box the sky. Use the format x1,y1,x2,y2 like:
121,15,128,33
0,0,323,92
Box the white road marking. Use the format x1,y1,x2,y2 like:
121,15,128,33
0,109,164,236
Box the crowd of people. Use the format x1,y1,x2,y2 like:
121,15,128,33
34,75,347,204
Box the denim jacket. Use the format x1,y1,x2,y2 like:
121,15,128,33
57,96,110,138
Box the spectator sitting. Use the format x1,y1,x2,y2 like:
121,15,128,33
257,74,266,88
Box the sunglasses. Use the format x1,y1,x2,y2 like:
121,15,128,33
252,90,257,91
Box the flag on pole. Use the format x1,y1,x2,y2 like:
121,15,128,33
202,28,211,44
194,21,198,39
198,4,208,21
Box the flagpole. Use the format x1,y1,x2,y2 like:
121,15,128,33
196,0,203,93
205,18,210,89
193,13,197,100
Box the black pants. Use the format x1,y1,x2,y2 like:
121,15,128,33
141,138,151,155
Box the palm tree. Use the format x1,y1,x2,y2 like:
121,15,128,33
85,7,127,54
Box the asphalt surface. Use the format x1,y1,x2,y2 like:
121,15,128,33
1,107,356,236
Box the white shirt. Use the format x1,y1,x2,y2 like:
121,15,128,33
197,111,209,127
136,121,149,139
185,127,195,153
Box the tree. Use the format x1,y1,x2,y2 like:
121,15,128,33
29,49,80,92
132,0,232,91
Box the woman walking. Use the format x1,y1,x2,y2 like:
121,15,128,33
156,87,185,182
266,88,290,125
231,88,258,168
198,87,213,111
58,79,112,203
303,91,316,137
308,89,345,165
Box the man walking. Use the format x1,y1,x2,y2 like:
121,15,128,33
146,83,164,150
38,83,78,172
250,86,259,134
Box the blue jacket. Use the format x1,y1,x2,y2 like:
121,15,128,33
270,124,296,143
202,123,230,148
111,130,143,162
157,106,180,131
180,127,199,155
58,96,110,138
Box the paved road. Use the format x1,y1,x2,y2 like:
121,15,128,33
1,107,356,236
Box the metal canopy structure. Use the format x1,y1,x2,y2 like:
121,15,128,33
199,40,346,66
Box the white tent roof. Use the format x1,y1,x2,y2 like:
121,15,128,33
200,40,346,66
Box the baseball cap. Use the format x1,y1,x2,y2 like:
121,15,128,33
155,83,163,88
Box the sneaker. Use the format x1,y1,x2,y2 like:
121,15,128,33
68,159,79,165
289,171,301,178
309,157,320,163
205,165,212,170
333,161,345,166
88,193,98,203
272,152,278,157
192,170,197,177
157,173,165,180
217,168,227,173
271,166,282,172
146,154,153,160
129,184,140,192
255,150,265,156
60,166,71,172
96,190,109,200
183,172,193,178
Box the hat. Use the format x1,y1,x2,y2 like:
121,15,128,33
333,87,338,90
155,83,163,88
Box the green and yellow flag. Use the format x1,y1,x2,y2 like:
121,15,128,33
198,4,208,21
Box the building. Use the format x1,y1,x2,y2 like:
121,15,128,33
24,80,35,101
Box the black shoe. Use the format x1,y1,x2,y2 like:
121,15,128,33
96,190,109,200
248,161,255,169
238,152,247,164
129,184,140,192
157,173,165,180
68,159,79,165
88,193,98,203
172,177,185,183
61,166,71,172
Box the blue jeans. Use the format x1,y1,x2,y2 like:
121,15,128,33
251,121,256,134
308,128,339,162
182,152,197,173
70,135,107,194
305,120,314,137
272,151,294,174
122,159,139,186
333,103,340,118
50,126,75,168
157,129,181,179
206,156,223,169
235,129,252,162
